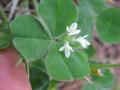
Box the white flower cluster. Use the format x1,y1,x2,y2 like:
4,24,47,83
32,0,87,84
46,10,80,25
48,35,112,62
59,22,90,58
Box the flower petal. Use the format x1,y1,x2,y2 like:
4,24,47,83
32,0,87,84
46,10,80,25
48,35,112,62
65,49,70,58
68,46,74,52
81,39,90,48
73,29,81,35
84,39,90,45
81,43,88,48
66,26,70,32
82,35,88,39
68,30,80,36
70,22,77,30
76,36,82,41
59,46,65,51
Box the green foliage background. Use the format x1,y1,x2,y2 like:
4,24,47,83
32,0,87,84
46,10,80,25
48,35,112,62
0,0,120,90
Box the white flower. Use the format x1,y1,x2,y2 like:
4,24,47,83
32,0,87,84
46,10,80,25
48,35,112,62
97,69,104,76
66,22,81,36
76,35,90,48
59,42,74,58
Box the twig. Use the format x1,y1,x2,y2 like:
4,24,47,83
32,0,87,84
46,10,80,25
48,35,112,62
9,0,19,20
5,1,12,9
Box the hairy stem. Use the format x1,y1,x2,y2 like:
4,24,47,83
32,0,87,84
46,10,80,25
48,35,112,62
92,63,120,69
98,64,120,68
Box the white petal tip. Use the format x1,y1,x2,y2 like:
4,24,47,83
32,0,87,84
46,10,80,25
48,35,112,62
65,54,70,58
72,22,77,25
66,56,70,58
66,26,69,31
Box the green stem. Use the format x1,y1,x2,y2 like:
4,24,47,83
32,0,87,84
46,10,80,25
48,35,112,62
95,64,120,69
48,80,57,90
0,5,8,22
32,0,53,39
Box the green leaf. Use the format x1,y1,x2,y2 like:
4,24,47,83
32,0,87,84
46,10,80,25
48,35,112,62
90,63,114,89
83,69,114,90
10,15,49,39
0,33,13,49
29,59,58,90
0,21,9,33
13,38,50,61
38,0,77,36
45,45,90,80
10,15,51,60
88,0,110,14
77,0,94,39
96,8,120,44
29,66,49,90
85,45,96,58
82,82,113,90
92,69,114,87
77,0,110,40
47,80,57,90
